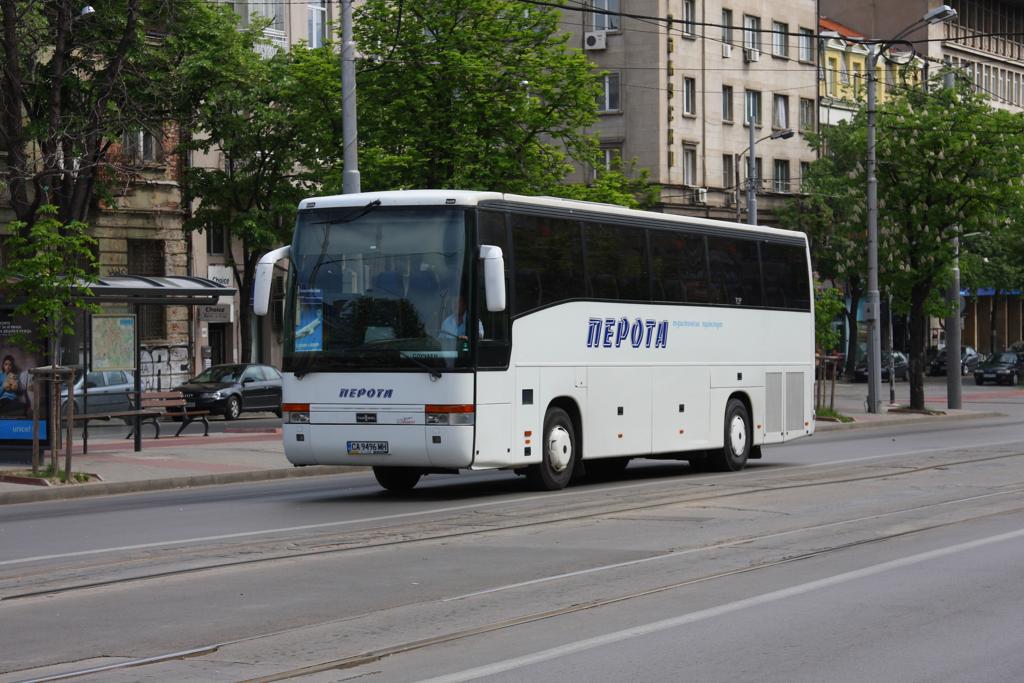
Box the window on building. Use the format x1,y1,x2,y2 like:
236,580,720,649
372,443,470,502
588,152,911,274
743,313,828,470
127,239,166,340
800,161,811,189
307,1,326,48
773,94,789,129
682,144,698,186
682,0,696,36
773,159,790,193
744,89,762,126
594,145,623,179
249,0,285,32
772,21,789,58
722,8,733,45
122,127,162,165
592,0,620,31
722,153,735,190
598,72,621,111
722,85,734,122
207,225,226,255
798,27,814,62
799,97,815,131
852,61,864,95
751,156,763,189
683,77,697,115
826,56,839,96
743,15,761,52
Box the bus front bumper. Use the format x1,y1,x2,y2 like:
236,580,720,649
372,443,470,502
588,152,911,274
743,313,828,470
282,423,475,469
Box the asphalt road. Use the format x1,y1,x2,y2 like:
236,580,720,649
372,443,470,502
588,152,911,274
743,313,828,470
1,383,1023,682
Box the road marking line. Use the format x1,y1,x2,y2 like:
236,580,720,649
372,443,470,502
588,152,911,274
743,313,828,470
419,526,1024,683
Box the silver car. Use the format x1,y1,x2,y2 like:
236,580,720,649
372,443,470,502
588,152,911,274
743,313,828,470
61,370,134,414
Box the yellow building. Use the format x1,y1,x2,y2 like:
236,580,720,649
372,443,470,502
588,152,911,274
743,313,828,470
819,17,923,126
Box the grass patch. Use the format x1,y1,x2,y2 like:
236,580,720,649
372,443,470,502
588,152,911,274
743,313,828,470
816,406,854,423
1,465,97,484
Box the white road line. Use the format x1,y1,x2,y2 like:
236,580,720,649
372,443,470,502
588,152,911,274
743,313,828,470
1,438,1020,567
418,526,1024,683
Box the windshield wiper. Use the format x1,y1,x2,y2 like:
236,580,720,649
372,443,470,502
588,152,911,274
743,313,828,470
396,350,443,380
306,199,382,288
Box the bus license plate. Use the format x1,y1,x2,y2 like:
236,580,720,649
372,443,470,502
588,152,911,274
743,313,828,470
347,441,389,455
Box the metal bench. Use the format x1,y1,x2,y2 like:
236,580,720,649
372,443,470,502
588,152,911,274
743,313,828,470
124,390,210,440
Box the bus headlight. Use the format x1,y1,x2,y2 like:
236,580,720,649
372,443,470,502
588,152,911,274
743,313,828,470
425,404,475,426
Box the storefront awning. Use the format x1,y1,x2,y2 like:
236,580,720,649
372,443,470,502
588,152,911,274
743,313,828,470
81,275,236,305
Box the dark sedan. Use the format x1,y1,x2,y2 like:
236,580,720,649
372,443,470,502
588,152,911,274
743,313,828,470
854,351,909,382
973,351,1024,385
927,346,981,376
173,364,282,420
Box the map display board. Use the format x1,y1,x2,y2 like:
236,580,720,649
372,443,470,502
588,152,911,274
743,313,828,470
91,314,136,371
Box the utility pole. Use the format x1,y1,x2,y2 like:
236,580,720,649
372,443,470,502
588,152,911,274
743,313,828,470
944,71,962,410
341,0,360,194
865,44,882,414
747,118,757,226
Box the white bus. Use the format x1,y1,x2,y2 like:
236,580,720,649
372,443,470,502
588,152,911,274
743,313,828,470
254,190,815,491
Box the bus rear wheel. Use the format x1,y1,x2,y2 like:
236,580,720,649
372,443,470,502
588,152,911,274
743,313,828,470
710,398,750,472
373,466,421,492
526,407,576,491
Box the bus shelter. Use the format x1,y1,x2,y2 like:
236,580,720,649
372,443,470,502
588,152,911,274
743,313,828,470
0,276,235,459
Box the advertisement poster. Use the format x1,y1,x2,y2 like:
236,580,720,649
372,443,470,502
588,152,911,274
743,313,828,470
0,310,47,445
91,314,136,371
294,288,324,353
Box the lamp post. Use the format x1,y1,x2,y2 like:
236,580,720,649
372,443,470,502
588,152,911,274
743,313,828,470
864,4,957,414
341,0,360,194
739,125,794,226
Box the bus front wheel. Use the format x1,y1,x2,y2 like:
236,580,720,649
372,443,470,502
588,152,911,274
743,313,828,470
526,407,576,491
373,466,422,492
711,398,750,472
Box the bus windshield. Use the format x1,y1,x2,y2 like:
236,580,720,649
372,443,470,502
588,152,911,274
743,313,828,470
284,205,472,374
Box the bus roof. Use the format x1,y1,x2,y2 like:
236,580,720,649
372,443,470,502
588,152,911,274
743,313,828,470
297,189,807,244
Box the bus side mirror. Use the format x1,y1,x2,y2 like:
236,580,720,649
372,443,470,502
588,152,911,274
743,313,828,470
253,245,291,316
480,245,506,312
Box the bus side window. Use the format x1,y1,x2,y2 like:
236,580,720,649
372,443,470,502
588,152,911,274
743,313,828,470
707,236,762,307
511,214,585,313
650,229,711,304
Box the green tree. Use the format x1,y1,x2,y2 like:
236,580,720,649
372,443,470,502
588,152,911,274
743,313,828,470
181,43,342,361
0,206,98,363
0,0,251,229
553,158,661,209
786,72,1024,409
354,0,602,193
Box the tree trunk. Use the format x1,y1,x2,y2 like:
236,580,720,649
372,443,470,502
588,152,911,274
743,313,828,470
908,285,929,410
990,293,999,354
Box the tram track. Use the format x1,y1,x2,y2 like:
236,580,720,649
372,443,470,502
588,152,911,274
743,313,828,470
3,447,1023,604
12,496,1024,683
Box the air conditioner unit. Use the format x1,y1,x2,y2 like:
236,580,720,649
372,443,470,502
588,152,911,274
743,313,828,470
584,31,607,50
744,48,760,63
694,188,708,204
722,43,733,58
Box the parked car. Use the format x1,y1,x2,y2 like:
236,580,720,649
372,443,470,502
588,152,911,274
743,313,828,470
60,369,134,414
927,346,981,376
172,364,283,420
854,351,909,382
973,351,1024,385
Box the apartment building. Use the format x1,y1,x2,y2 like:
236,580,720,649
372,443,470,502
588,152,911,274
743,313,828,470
562,0,819,223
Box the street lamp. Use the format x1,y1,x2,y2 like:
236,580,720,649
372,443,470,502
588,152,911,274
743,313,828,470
737,126,794,225
864,4,957,414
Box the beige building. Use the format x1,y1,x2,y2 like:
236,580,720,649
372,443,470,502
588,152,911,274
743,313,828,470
561,0,819,223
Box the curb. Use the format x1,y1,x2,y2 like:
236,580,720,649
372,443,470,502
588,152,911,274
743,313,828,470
0,465,369,506
815,410,1005,432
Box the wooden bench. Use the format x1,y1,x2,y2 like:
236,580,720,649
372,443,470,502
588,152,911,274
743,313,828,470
124,391,210,439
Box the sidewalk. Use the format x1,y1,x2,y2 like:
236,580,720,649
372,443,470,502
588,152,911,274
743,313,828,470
0,381,1005,505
